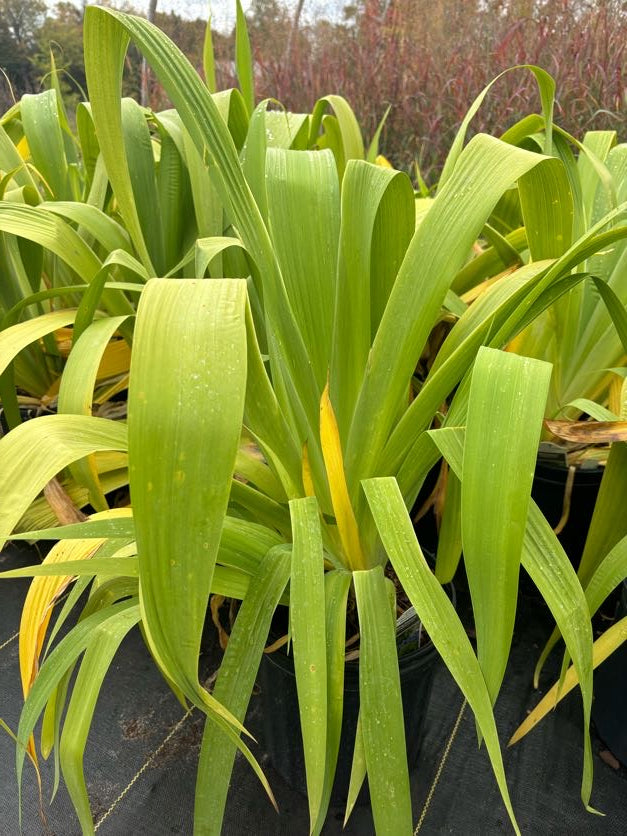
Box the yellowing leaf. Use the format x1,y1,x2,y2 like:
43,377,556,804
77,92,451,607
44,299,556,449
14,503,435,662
462,266,517,305
510,615,627,746
319,383,365,570
43,378,61,401
16,136,30,160
97,338,131,380
19,538,102,698
53,327,74,356
18,507,133,699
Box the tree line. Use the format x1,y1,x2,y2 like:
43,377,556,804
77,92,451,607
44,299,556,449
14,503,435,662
1,0,625,179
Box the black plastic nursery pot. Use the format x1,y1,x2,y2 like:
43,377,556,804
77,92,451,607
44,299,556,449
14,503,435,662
413,454,605,571
530,458,604,568
592,580,627,767
257,616,441,805
410,463,442,556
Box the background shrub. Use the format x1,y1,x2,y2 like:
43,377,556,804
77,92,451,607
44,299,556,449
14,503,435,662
0,0,624,182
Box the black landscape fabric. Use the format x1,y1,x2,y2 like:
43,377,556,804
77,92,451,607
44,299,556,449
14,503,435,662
1,543,626,835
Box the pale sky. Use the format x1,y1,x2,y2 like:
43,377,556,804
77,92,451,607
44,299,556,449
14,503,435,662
54,2,344,33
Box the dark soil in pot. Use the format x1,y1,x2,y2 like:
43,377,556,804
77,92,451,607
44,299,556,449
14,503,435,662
592,579,627,767
256,590,449,807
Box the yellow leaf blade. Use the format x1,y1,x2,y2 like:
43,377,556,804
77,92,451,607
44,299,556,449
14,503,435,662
510,615,627,746
319,383,366,570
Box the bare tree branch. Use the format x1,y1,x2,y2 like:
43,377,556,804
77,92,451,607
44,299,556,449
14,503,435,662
285,0,306,64
140,0,158,107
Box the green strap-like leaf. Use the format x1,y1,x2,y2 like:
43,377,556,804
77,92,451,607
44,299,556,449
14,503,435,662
203,12,216,93
242,300,303,498
578,130,617,227
182,124,224,240
343,713,367,826
518,157,574,261
439,65,555,187
353,566,413,836
0,309,76,380
21,91,71,200
579,442,627,587
362,477,520,836
521,505,596,811
289,497,328,833
8,515,135,541
491,208,627,355
537,442,627,679
229,480,291,535
75,103,99,195
511,615,627,749
451,227,527,295
309,95,365,177
128,278,247,711
7,514,281,581
15,602,140,822
584,534,627,620
0,415,127,553
84,6,320,456
209,564,250,599
434,469,463,583
58,315,130,511
155,116,195,273
0,203,134,320
430,426,595,810
384,259,553,478
235,444,287,503
0,202,101,280
462,347,551,703
0,558,138,579
330,159,414,439
194,545,291,836
366,105,391,163
83,18,154,273
591,274,627,354
345,135,557,499
235,0,254,115
543,533,627,690
40,201,132,255
241,100,273,220
266,148,339,390
195,236,246,277
313,569,352,833
385,214,627,483
122,97,166,274
0,123,37,191
59,607,141,833
559,398,619,422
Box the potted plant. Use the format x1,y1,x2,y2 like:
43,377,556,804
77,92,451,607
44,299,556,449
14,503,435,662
512,131,627,568
450,117,627,565
0,8,621,835
0,5,376,522
511,292,627,772
511,429,627,773
409,86,627,578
